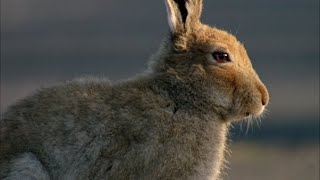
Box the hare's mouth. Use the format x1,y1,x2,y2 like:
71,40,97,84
225,105,267,122
245,105,266,118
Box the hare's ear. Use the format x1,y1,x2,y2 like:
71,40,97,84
165,0,203,34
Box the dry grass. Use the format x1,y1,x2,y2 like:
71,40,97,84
224,143,319,180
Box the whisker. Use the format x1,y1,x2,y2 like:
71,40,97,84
245,115,253,135
239,120,244,132
255,116,261,129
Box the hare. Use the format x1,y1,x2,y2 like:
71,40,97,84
0,0,269,179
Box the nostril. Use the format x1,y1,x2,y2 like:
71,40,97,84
258,84,269,106
262,98,267,106
261,91,269,106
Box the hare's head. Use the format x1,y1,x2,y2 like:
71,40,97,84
152,0,269,121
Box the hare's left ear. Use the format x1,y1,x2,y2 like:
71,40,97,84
165,0,203,34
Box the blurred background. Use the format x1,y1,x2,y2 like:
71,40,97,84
1,0,319,179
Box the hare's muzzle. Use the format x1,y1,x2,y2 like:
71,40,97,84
248,82,269,117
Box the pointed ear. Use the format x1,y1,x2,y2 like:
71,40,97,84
185,0,203,25
165,0,203,34
165,0,185,33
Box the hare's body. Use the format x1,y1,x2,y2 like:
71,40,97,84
1,76,228,179
1,0,269,179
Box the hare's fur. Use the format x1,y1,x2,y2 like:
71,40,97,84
0,0,269,179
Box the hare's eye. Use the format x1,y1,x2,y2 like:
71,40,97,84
212,52,230,63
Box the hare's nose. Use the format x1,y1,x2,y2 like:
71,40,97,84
259,84,269,106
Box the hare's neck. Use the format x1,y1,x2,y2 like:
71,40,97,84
151,74,223,117
149,74,230,179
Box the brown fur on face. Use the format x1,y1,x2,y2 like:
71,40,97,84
152,8,269,122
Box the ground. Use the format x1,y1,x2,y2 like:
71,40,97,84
225,143,319,180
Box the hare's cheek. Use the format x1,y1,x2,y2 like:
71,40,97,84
190,64,207,77
212,69,237,90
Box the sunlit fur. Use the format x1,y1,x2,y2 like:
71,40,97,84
0,0,269,179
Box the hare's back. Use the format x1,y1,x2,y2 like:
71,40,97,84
0,78,113,171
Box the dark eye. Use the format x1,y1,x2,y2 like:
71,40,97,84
212,51,230,63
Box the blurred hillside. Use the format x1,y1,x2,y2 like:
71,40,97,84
1,0,319,138
1,0,319,120
1,0,319,121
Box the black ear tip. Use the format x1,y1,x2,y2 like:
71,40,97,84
173,0,188,24
173,0,188,3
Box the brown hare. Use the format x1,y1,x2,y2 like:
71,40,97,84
0,0,269,179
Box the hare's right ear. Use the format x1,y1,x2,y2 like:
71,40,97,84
165,0,203,34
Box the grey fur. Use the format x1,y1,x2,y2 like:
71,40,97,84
0,0,269,179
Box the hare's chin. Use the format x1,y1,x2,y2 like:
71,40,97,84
257,105,266,115
226,106,266,122
247,105,266,118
